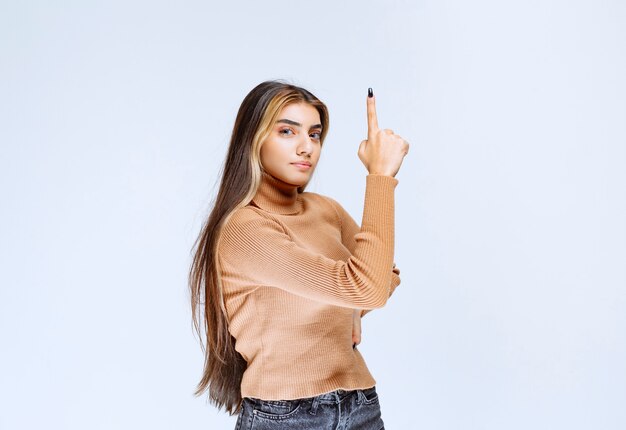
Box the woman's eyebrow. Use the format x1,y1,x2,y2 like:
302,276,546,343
276,119,323,129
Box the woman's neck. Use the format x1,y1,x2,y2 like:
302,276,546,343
250,170,303,215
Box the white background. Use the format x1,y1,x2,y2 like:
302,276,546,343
1,1,624,429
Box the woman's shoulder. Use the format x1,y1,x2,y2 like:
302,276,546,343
300,191,341,211
218,206,282,254
301,191,344,224
301,190,340,208
223,205,269,229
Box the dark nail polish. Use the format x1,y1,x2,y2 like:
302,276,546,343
368,87,373,98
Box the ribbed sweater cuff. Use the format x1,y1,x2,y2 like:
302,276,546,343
362,174,397,230
365,173,399,185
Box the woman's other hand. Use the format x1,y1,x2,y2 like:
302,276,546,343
358,88,409,177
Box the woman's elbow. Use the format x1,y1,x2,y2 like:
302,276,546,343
361,285,390,309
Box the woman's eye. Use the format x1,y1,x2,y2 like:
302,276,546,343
279,128,294,136
310,132,322,140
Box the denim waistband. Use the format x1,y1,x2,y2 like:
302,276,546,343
314,388,352,402
240,386,382,426
247,386,375,406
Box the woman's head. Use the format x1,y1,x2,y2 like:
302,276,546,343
260,101,324,188
227,80,329,194
189,80,328,415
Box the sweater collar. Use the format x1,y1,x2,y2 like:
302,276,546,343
251,170,303,215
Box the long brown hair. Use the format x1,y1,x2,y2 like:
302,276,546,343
188,80,330,414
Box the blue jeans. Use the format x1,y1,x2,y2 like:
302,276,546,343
234,386,385,429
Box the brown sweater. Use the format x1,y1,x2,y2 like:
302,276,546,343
217,169,401,400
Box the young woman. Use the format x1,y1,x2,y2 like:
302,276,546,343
189,80,409,429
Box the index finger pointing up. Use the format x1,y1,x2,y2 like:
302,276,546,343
367,87,379,137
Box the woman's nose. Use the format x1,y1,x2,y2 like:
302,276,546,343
296,135,314,156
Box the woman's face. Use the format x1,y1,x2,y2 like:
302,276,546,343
260,102,323,187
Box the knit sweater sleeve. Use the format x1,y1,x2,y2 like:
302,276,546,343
325,195,401,317
218,174,398,310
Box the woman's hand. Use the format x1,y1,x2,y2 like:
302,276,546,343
352,309,362,348
358,89,410,177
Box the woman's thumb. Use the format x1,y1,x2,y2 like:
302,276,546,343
358,139,367,163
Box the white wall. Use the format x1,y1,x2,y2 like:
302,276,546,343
1,1,624,429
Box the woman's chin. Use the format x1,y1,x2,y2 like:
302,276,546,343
278,171,314,187
287,178,308,188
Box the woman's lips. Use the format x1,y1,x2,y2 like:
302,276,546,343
292,163,312,169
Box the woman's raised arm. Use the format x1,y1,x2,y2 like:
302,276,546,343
218,174,398,309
